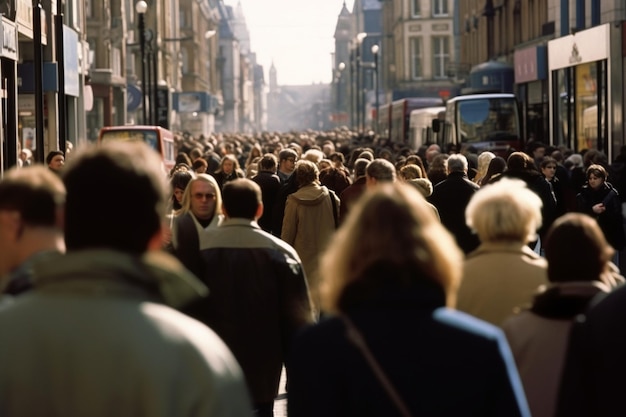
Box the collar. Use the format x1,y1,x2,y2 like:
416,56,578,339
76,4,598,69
32,249,208,308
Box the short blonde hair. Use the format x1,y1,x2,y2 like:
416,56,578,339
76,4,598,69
465,178,542,244
320,182,462,312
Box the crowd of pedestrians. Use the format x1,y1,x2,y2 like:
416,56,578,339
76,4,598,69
1,127,626,416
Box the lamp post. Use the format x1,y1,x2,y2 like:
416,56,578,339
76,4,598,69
136,0,148,124
371,44,379,132
355,32,367,133
336,62,345,127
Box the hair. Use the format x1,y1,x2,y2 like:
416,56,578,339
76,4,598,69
446,153,468,173
245,143,263,168
405,154,426,177
278,148,298,163
586,164,607,181
258,153,278,172
179,173,223,217
399,164,423,180
540,156,558,170
175,152,192,167
170,170,195,192
545,213,613,282
222,179,262,220
62,142,167,254
480,156,507,186
191,158,208,172
217,154,241,173
0,165,66,227
466,178,543,244
329,152,345,164
46,150,64,165
320,182,462,312
302,149,325,165
366,158,396,183
189,147,204,161
357,150,375,161
294,160,319,187
506,151,534,172
353,158,370,178
475,151,496,182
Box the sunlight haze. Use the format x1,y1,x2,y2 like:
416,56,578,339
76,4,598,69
225,0,355,86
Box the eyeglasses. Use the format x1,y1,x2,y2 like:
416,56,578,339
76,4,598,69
193,193,216,200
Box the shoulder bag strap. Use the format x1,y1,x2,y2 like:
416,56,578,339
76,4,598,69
328,189,339,228
340,314,413,417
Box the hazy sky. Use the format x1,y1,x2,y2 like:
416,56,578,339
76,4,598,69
225,0,355,86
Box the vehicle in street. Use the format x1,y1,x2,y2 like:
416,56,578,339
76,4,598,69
388,97,445,145
435,93,522,156
409,106,446,150
98,125,176,171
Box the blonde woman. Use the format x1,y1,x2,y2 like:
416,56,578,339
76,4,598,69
473,151,496,185
287,182,530,417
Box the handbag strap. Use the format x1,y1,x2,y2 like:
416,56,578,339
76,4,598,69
340,314,413,417
327,188,339,228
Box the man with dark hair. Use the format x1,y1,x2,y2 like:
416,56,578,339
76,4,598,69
0,142,251,417
194,178,314,417
252,153,281,233
277,148,298,183
0,165,65,295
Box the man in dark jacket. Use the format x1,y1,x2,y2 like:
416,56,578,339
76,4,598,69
252,153,281,233
192,178,315,417
428,153,480,254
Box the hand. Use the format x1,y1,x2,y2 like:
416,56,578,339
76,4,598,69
592,203,606,214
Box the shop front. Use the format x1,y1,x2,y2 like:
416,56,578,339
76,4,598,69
548,23,623,160
514,45,548,146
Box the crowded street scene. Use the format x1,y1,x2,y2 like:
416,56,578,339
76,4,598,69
2,0,626,415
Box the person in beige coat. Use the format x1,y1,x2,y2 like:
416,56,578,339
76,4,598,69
502,213,624,417
281,160,339,312
457,178,548,326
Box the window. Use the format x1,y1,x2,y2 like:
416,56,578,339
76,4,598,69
410,37,423,79
411,0,421,17
85,0,93,18
432,36,450,79
433,0,449,16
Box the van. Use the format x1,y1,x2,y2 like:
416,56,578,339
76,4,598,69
98,125,176,172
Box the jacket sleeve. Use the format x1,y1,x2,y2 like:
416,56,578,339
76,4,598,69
281,197,297,245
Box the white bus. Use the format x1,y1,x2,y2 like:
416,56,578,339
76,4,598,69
409,106,445,150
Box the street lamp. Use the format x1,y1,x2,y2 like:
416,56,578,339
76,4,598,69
336,62,345,127
371,44,379,132
136,0,148,124
355,32,367,133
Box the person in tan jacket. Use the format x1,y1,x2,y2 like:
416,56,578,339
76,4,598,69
457,178,548,326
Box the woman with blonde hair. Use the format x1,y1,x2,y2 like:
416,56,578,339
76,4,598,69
473,151,496,185
287,182,530,417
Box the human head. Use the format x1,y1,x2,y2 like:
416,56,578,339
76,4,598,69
191,158,208,174
586,164,607,190
219,154,239,175
476,151,496,178
258,153,278,173
180,173,223,221
294,160,319,188
278,148,298,174
466,178,543,244
446,154,468,174
353,158,369,179
480,156,507,186
544,213,613,283
365,158,396,188
0,165,66,275
540,157,558,180
320,182,462,312
62,142,167,254
46,150,65,172
221,179,263,221
506,152,533,172
170,170,195,209
399,164,423,180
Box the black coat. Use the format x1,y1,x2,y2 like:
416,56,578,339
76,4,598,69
428,171,480,254
576,183,626,250
252,171,282,233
